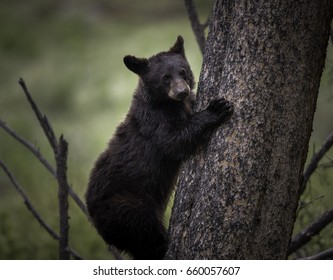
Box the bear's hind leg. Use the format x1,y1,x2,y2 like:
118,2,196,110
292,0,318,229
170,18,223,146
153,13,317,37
91,197,168,260
128,214,168,260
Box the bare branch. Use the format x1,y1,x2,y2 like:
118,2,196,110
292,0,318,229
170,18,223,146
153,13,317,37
15,79,82,258
0,118,87,215
288,208,333,255
0,159,58,240
300,131,333,195
56,136,70,259
2,79,121,259
291,131,333,257
19,78,58,152
14,79,88,215
0,160,83,259
298,247,333,260
0,119,56,177
184,0,207,55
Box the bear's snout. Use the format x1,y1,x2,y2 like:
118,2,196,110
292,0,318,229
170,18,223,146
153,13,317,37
169,78,190,101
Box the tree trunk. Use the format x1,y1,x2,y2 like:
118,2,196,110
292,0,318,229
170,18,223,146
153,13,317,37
166,0,333,259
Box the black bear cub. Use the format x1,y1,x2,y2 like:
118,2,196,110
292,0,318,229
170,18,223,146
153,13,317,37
86,36,233,259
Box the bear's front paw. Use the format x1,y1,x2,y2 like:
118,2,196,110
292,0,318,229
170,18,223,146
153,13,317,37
207,98,233,120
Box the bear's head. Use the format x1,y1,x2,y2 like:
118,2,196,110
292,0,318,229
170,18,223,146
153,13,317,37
124,35,195,103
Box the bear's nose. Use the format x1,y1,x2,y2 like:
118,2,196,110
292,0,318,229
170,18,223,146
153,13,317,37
176,90,189,100
173,79,190,100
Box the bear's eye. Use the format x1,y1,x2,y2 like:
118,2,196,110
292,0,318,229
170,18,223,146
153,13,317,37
179,69,187,79
162,74,171,82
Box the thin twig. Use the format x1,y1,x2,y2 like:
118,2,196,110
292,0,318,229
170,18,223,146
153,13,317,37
0,160,83,260
288,208,333,255
300,131,333,195
298,195,325,212
298,247,333,260
320,161,333,169
184,0,207,55
0,119,56,177
56,136,70,260
19,78,58,152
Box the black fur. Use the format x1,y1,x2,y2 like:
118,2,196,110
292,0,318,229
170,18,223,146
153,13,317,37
86,35,233,259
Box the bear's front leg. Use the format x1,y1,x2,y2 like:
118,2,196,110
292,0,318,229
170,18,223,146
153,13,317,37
157,98,233,160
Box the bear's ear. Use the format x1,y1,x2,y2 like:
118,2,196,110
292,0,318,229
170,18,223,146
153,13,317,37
169,35,185,57
123,55,148,76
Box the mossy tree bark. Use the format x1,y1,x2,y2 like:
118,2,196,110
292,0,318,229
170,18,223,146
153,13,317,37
166,0,333,259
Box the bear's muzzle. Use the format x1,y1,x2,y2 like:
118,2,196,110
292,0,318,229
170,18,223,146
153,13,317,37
168,78,190,101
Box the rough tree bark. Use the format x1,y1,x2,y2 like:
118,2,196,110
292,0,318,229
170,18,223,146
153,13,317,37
166,0,333,259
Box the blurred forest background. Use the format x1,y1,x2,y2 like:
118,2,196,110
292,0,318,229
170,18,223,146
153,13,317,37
0,0,332,259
